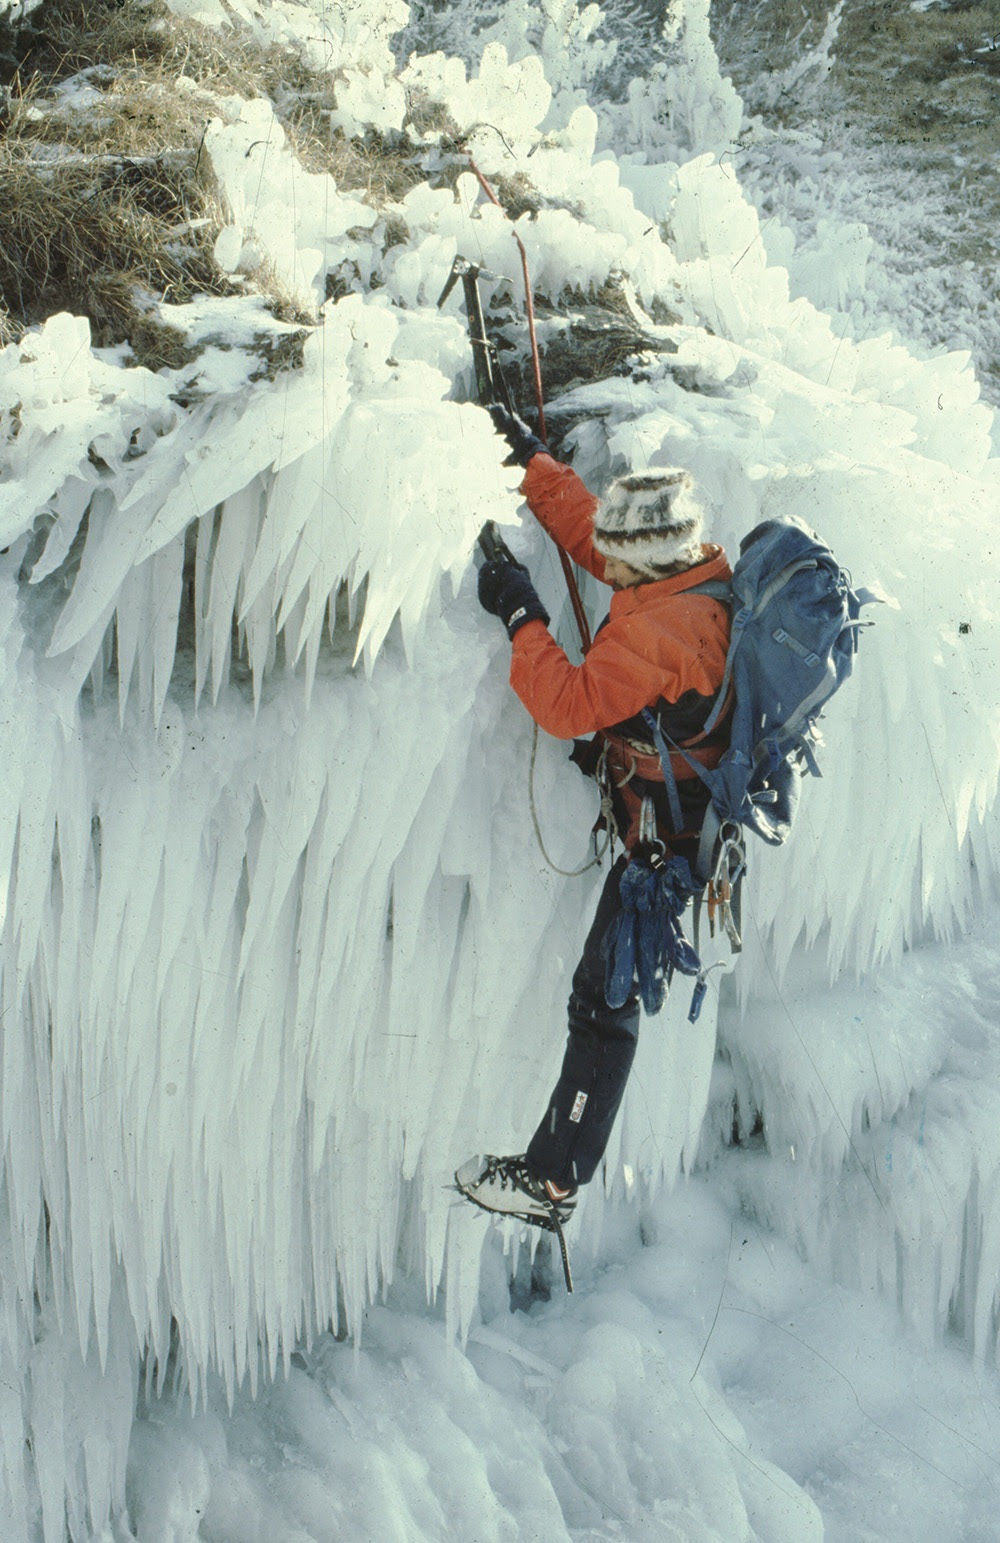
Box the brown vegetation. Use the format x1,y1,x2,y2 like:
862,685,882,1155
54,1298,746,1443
0,0,261,362
0,0,477,365
0,0,423,365
0,108,226,364
0,0,632,378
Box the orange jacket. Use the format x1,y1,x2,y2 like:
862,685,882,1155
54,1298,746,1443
509,454,732,740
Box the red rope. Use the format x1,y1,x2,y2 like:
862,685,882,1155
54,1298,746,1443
468,158,592,655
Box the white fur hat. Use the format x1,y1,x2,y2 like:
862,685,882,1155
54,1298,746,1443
593,468,704,576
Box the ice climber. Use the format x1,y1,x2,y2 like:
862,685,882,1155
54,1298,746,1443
456,407,733,1236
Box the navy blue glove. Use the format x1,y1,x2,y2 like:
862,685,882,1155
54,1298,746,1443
488,403,547,467
478,557,550,639
602,856,701,1016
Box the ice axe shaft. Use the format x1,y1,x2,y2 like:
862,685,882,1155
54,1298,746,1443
437,257,514,413
467,161,548,446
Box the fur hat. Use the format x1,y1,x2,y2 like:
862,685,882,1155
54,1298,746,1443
593,468,704,576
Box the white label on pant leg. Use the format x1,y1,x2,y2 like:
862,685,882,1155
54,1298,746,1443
569,1091,588,1124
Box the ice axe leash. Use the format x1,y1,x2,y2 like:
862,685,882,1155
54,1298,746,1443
467,158,549,448
438,251,591,658
469,157,591,655
438,179,599,884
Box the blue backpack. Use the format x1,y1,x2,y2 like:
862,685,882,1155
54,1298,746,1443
643,513,878,900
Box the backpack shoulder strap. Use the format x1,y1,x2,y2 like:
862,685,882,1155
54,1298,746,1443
684,578,732,605
639,576,735,830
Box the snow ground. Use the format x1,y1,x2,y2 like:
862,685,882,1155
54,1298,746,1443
124,914,1000,1542
126,1170,1000,1543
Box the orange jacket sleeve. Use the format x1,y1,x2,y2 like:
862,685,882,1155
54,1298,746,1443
520,454,607,582
509,578,731,741
510,621,672,738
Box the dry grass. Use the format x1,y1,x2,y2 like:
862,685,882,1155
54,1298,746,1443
711,0,1000,399
284,84,469,208
486,275,684,420
0,301,17,349
1,0,313,102
0,86,229,362
487,170,545,221
714,0,1000,151
713,0,1000,271
0,0,476,362
829,0,1000,153
0,1,261,361
538,310,669,399
0,0,348,363
286,111,428,202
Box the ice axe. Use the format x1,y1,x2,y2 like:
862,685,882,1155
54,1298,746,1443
438,251,592,654
437,256,516,415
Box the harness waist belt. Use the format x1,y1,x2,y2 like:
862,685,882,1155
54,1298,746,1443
600,729,724,786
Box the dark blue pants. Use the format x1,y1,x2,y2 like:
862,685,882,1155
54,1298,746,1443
526,856,640,1187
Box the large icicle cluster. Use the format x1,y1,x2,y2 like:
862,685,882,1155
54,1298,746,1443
0,0,999,1535
707,912,1000,1367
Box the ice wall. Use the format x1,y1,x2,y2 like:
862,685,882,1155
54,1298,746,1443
1,0,999,1535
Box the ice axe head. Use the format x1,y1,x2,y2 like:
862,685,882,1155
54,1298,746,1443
437,255,480,309
437,255,513,411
